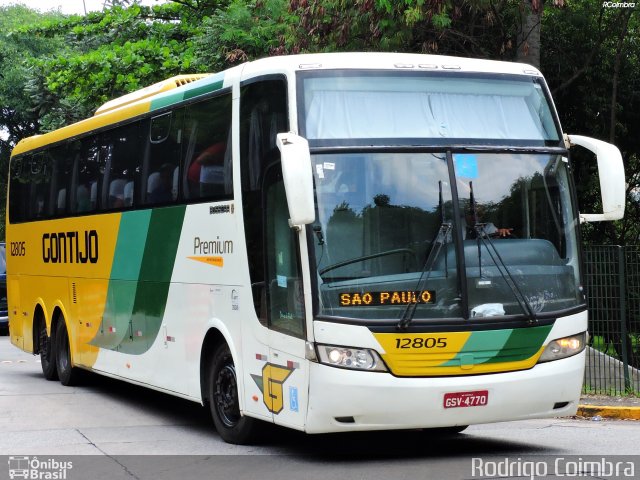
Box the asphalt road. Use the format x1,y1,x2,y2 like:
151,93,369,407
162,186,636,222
1,336,639,480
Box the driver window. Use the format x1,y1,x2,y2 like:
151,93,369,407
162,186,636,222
264,164,305,338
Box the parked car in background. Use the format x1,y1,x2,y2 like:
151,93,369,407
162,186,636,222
0,243,7,334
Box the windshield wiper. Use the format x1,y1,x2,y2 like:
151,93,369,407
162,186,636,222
397,222,451,330
469,181,536,320
473,226,536,320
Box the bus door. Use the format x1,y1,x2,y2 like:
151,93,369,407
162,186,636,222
260,163,309,429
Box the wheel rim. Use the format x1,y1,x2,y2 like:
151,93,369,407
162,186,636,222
214,361,241,428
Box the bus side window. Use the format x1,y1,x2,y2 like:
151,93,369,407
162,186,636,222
239,78,289,322
143,111,182,206
29,154,52,219
183,93,233,202
101,122,141,211
75,139,105,214
50,143,76,217
263,164,305,338
8,157,29,223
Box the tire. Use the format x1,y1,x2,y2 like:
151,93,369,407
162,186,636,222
55,319,81,386
38,317,58,381
208,344,261,444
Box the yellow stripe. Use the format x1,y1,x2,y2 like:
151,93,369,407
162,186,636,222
8,214,121,366
374,332,545,376
11,102,151,156
375,332,470,374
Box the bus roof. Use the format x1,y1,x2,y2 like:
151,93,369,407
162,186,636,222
11,52,542,157
240,52,542,78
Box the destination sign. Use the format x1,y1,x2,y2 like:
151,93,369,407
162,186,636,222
339,290,436,307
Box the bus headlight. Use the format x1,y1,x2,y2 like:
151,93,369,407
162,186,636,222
538,332,586,363
316,344,388,372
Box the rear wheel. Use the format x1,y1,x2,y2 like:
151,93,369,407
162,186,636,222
208,344,261,444
55,319,81,386
38,317,57,381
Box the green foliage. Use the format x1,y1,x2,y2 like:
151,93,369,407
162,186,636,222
0,5,69,241
542,1,640,244
193,0,291,68
15,4,200,131
285,0,526,59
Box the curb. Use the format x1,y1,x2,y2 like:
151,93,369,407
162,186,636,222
577,404,640,420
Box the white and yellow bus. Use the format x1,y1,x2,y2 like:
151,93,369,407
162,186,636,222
6,53,625,444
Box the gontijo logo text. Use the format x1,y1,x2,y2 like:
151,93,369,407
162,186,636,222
42,230,98,264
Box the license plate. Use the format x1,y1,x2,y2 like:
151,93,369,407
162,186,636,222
443,390,489,408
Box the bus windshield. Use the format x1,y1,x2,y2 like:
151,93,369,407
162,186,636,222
310,150,581,321
300,71,560,146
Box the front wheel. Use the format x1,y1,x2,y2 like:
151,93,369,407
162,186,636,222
208,344,261,444
55,319,81,386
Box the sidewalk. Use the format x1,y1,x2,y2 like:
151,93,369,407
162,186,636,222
577,395,640,420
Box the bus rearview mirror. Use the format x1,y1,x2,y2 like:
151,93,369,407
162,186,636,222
276,132,315,227
569,135,626,222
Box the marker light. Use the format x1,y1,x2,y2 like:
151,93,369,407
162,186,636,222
316,345,388,372
538,332,587,363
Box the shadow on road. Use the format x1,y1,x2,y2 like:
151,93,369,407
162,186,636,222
70,369,547,460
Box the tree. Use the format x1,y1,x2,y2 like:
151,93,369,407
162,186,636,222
0,5,68,240
17,2,202,132
192,0,290,68
542,2,639,244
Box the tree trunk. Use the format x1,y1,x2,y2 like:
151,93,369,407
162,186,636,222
516,0,542,68
609,9,633,144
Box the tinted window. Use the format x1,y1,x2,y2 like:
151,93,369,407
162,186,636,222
75,137,107,214
183,94,233,202
30,154,52,219
102,123,141,210
9,157,30,223
50,143,77,217
0,244,5,274
239,78,288,319
9,91,234,222
264,165,305,337
143,111,183,206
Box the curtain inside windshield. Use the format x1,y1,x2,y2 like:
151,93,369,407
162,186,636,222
303,74,559,143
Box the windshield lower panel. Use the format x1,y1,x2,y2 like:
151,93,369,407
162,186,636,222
311,152,582,322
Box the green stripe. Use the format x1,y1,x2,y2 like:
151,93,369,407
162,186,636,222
118,205,186,354
442,325,553,367
150,92,184,111
112,210,152,279
90,211,152,349
91,206,186,354
150,73,225,111
482,325,552,364
184,80,224,100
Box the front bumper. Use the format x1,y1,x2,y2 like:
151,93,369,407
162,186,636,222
305,350,584,433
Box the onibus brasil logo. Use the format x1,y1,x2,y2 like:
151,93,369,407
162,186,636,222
8,456,73,480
